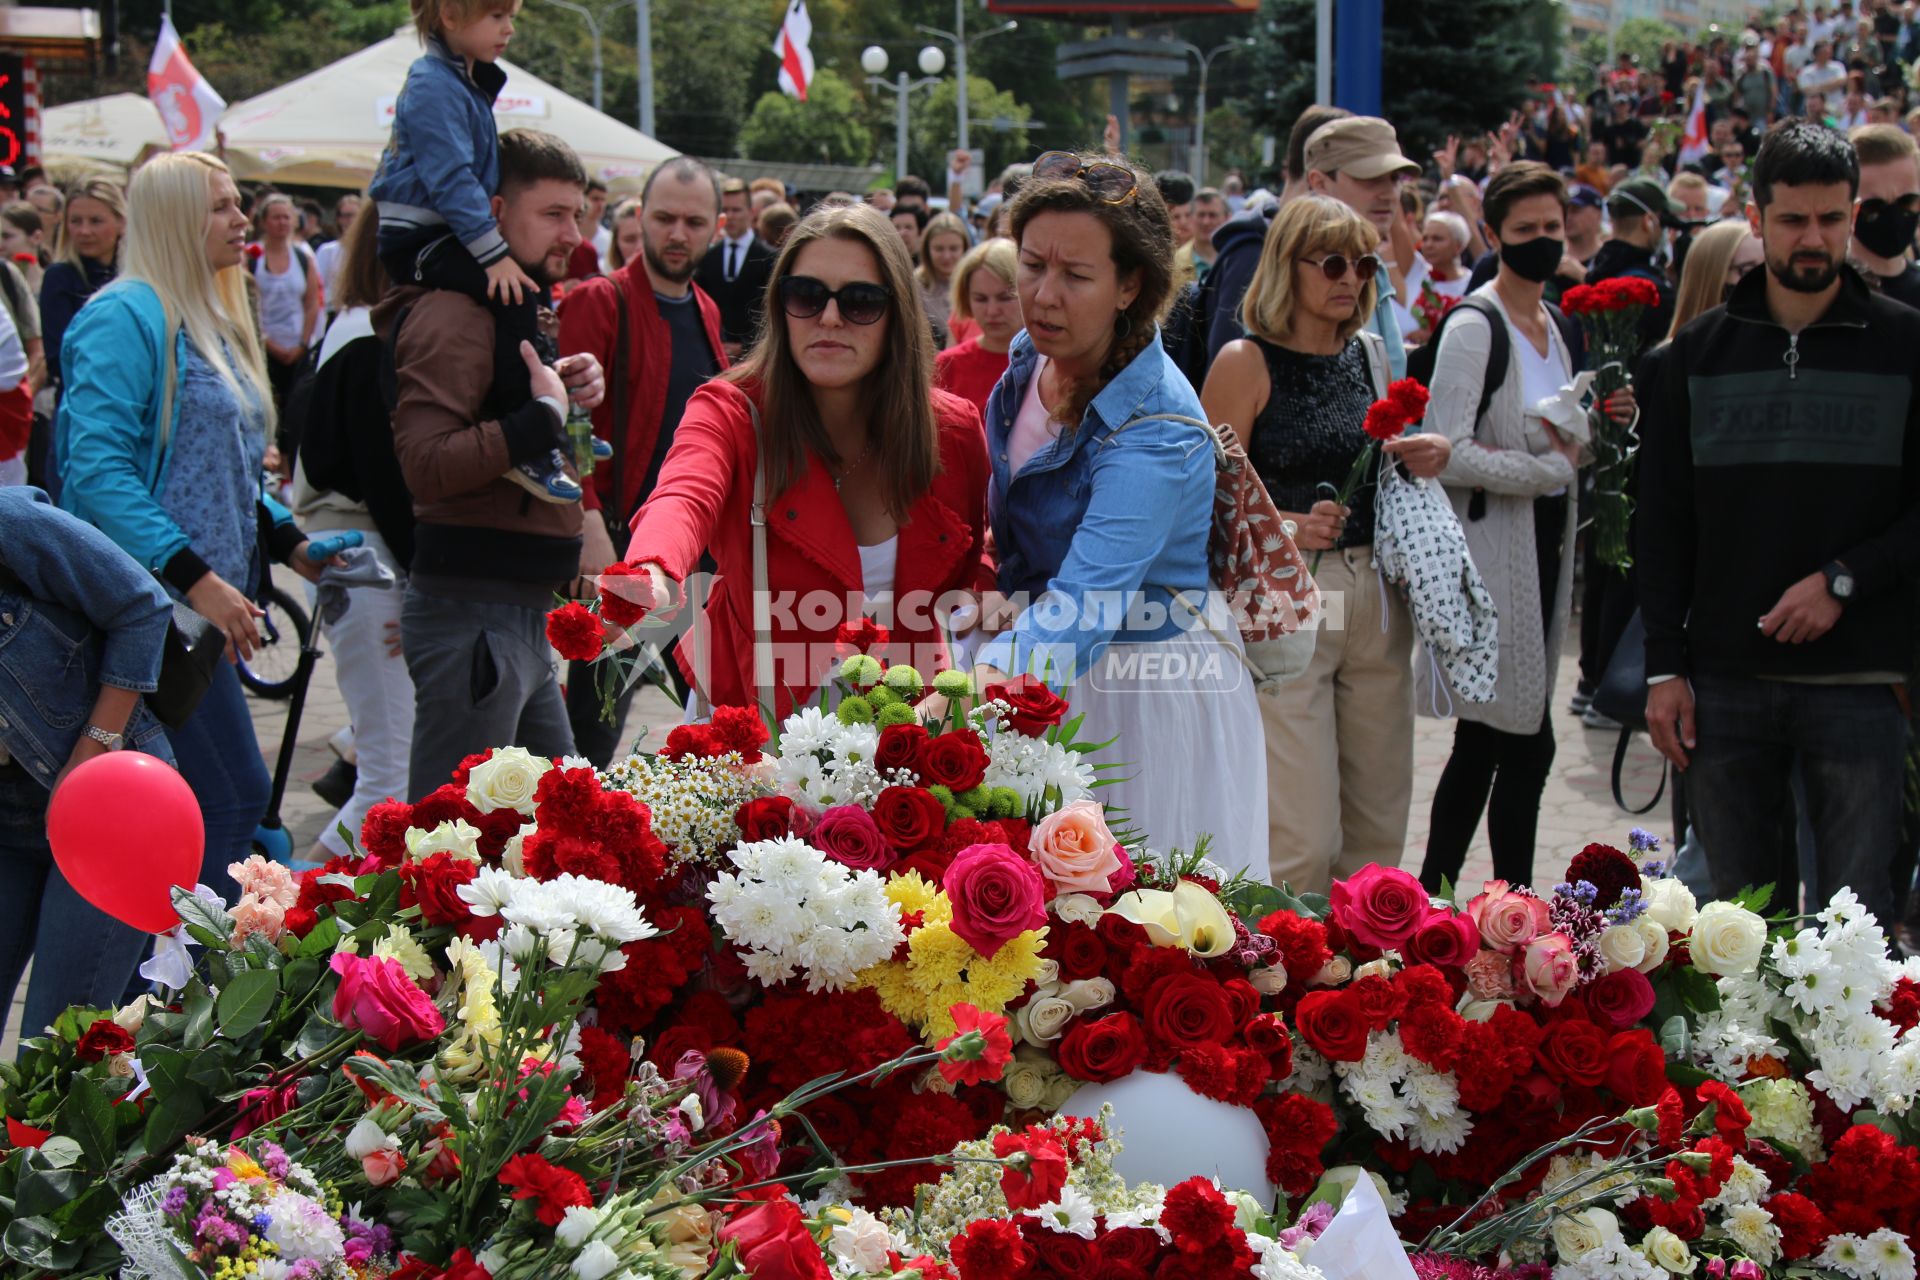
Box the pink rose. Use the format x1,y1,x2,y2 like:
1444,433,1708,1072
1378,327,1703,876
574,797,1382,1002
232,1081,299,1139
330,952,445,1051
361,1147,407,1186
945,843,1048,958
1521,933,1581,1007
1462,949,1516,1001
1329,863,1432,951
1404,909,1479,969
812,805,896,873
1028,800,1125,896
1466,880,1552,953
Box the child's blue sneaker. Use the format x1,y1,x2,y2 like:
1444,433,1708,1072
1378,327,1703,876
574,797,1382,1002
506,450,583,504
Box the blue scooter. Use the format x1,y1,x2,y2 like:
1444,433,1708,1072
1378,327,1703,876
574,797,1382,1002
251,532,363,866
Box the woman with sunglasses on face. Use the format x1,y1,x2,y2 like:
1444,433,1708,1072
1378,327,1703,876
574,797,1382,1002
620,203,992,718
948,150,1267,879
1417,161,1631,893
1201,196,1452,895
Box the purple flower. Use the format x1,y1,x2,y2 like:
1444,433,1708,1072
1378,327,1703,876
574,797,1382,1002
160,1185,190,1218
258,1140,291,1179
1629,828,1660,853
1278,1200,1336,1251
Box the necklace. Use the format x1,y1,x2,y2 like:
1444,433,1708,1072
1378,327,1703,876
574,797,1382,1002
833,439,872,491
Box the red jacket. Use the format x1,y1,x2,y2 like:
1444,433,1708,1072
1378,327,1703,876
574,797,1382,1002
557,262,729,520
626,378,994,718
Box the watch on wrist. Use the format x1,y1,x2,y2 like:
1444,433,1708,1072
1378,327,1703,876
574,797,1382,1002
83,724,126,751
1822,561,1855,602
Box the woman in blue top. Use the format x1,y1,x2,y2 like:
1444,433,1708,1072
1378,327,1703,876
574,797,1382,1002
57,152,336,905
962,151,1266,879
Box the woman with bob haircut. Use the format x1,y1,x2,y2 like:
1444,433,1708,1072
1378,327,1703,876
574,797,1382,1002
944,149,1267,878
56,152,338,903
1203,194,1451,894
620,202,992,718
934,236,1021,416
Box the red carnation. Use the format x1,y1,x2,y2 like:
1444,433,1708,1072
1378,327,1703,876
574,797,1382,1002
1162,1176,1236,1252
1564,843,1641,909
950,1217,1035,1280
359,798,414,864
1696,1079,1751,1150
937,1003,1014,1087
595,560,652,628
1766,1192,1837,1260
244,242,264,261
576,1025,633,1112
544,602,604,663
993,1128,1068,1211
1256,1093,1337,1196
1362,400,1406,442
1386,377,1430,425
708,705,769,761
75,1017,135,1062
497,1152,590,1226
834,616,891,656
1259,909,1333,982
1655,1087,1686,1147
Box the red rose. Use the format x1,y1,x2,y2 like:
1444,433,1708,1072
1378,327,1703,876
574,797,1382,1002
921,729,990,792
75,1017,135,1062
1587,967,1657,1030
244,242,264,261
1141,973,1237,1051
1293,990,1369,1062
951,1217,1035,1280
398,852,480,926
1243,1012,1293,1067
1534,1018,1610,1087
834,617,891,656
983,675,1069,736
595,561,652,628
1099,1225,1163,1268
1056,1012,1149,1082
720,1195,831,1280
875,723,930,776
735,796,801,841
1329,863,1433,950
1030,1222,1097,1273
544,601,605,663
872,785,947,854
497,1153,590,1226
1049,921,1109,982
1405,909,1479,969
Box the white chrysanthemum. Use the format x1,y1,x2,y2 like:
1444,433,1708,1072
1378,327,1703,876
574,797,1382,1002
261,1188,346,1261
1408,1107,1473,1154
1025,1185,1098,1239
1256,1247,1328,1280
540,873,657,944
1721,1203,1781,1265
499,878,580,935
1771,928,1831,981
1705,1156,1771,1210
778,706,837,755
1864,1228,1917,1280
1819,1234,1875,1280
459,865,519,917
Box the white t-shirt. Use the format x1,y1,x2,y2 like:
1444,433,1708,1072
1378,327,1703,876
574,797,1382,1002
315,239,344,309
1511,310,1570,495
858,536,898,611
593,225,613,275
0,296,26,388
1007,357,1063,475
1798,58,1847,95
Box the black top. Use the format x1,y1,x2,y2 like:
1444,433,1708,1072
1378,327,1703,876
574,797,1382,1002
1586,239,1675,352
693,234,776,349
1245,336,1379,549
1872,262,1920,313
1600,117,1649,168
640,289,721,511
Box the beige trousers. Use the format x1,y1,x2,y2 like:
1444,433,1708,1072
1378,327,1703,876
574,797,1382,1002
1264,546,1416,895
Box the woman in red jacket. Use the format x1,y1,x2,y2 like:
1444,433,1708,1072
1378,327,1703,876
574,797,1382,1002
622,202,992,717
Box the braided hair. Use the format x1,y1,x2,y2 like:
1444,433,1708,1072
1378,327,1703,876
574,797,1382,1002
1007,154,1175,429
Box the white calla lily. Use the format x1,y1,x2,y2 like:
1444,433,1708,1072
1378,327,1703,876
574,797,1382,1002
1105,881,1237,958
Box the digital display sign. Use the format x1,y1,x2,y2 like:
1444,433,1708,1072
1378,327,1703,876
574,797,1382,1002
0,55,26,169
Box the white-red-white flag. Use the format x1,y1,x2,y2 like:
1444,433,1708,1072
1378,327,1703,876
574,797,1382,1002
148,15,226,152
1679,84,1710,166
773,0,814,101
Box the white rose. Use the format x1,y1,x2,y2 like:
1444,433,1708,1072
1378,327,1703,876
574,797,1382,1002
1354,957,1395,982
1061,977,1115,1013
405,818,482,863
1633,916,1671,973
1251,961,1288,995
1033,958,1061,988
1639,1226,1696,1275
1003,1054,1055,1109
113,994,161,1035
1642,878,1698,934
1551,1209,1620,1261
1042,1071,1082,1112
1051,893,1105,926
466,746,552,815
1459,999,1514,1022
1311,956,1352,986
1691,901,1768,976
1597,924,1648,973
501,823,536,877
345,1115,394,1160
827,1208,895,1272
556,1206,604,1249
1018,994,1077,1044
570,1240,621,1280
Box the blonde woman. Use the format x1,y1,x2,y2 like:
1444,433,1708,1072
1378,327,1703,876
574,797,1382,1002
934,237,1020,415
247,192,323,414
916,210,970,340
604,197,642,272
1202,195,1452,894
56,152,338,904
42,175,124,400
1664,219,1761,332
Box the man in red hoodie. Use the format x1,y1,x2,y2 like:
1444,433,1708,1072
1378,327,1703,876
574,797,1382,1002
559,156,729,763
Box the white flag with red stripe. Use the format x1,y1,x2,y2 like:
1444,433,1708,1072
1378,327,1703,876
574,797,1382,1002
148,15,225,152
773,0,814,101
1679,83,1709,166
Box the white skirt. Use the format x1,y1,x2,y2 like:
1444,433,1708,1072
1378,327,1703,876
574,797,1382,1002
1065,629,1268,884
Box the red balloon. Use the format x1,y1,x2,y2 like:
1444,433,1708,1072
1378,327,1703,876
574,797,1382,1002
47,752,204,933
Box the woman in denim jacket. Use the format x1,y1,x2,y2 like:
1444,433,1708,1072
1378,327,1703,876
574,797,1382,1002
57,153,332,904
963,153,1267,879
0,486,172,1048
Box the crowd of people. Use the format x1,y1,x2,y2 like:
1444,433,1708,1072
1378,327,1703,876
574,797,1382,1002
1,0,1917,1045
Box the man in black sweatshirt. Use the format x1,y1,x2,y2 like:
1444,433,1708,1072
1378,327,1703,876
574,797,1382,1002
1641,120,1920,927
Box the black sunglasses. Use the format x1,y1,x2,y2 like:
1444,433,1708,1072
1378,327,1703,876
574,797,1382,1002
1031,151,1140,205
778,276,892,325
1300,253,1384,283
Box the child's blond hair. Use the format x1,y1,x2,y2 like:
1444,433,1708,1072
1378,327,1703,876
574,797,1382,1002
413,0,518,43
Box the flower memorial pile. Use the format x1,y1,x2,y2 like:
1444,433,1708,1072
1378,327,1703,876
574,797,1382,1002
10,645,1920,1280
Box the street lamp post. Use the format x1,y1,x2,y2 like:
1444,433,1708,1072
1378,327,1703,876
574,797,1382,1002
1169,37,1252,185
916,0,1017,157
862,45,946,180
538,0,642,120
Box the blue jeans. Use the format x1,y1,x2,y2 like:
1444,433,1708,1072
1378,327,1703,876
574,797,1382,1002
163,660,271,905
0,761,148,1051
1688,674,1910,926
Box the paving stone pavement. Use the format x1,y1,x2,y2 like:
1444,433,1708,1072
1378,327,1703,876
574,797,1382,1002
5,567,1669,1057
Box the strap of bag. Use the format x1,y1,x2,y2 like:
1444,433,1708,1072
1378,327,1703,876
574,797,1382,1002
608,273,632,527
1611,725,1669,815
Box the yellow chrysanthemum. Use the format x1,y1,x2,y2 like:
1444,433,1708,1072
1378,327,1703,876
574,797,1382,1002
370,924,435,982
857,917,1049,1040
884,871,947,922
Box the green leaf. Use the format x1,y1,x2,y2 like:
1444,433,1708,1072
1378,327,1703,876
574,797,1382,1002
33,1136,81,1170
172,885,235,942
292,1009,342,1059
182,980,215,1051
54,1079,116,1170
217,968,280,1039
142,1087,206,1155
296,916,342,958
1437,875,1456,906
1657,1015,1692,1060
1731,883,1775,915
2,1214,81,1270
49,1007,109,1041
1665,1062,1711,1088
12,1160,87,1218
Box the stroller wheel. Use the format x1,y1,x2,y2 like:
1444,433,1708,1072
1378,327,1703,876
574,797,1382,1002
252,821,295,867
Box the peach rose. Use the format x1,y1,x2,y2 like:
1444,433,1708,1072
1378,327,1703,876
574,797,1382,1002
361,1148,407,1186
1522,932,1581,1007
1028,800,1124,896
1467,880,1552,953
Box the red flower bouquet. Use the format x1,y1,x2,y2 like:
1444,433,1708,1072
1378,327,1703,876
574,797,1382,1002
1559,276,1660,570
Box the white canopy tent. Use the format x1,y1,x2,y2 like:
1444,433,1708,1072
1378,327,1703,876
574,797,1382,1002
44,92,170,168
216,29,677,191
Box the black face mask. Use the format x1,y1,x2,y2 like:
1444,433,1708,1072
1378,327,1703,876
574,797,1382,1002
1500,234,1565,283
1855,196,1920,260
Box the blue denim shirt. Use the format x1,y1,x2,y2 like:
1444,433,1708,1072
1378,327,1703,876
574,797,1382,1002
368,35,509,267
0,487,173,785
977,329,1215,684
1372,274,1406,381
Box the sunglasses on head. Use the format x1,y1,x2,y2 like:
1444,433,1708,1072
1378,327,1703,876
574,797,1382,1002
1031,151,1140,205
778,275,892,325
1299,252,1384,283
